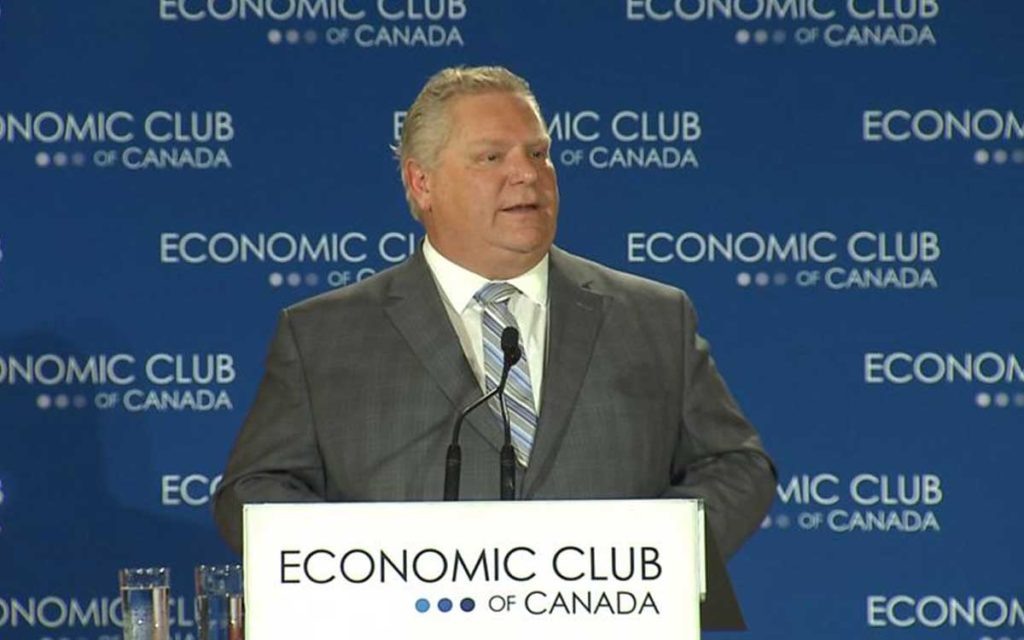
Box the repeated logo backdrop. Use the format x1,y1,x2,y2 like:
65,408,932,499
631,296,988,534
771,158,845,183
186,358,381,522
2,1,1022,639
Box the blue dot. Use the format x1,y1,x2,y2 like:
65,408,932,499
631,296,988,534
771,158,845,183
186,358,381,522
438,598,453,612
415,598,430,613
460,598,476,612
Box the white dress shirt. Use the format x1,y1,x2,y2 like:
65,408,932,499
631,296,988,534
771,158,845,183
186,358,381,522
422,237,548,411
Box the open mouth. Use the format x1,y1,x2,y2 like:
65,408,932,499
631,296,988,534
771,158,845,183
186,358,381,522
500,203,541,213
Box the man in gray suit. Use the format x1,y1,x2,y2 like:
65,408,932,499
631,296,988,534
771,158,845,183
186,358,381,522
214,66,774,560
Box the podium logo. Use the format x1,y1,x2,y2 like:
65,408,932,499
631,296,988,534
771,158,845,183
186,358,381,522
0,352,237,414
864,108,1024,167
159,0,469,49
764,472,942,534
625,0,939,48
159,229,420,291
867,595,1024,629
282,545,665,616
415,597,476,613
0,111,235,171
0,235,6,289
865,351,1024,409
626,229,941,293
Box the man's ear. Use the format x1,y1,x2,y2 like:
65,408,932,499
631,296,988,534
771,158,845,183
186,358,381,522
404,158,432,215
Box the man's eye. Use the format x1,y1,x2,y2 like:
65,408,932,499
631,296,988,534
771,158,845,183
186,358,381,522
531,149,549,159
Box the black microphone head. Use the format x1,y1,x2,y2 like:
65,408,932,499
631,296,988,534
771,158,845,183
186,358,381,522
501,326,522,366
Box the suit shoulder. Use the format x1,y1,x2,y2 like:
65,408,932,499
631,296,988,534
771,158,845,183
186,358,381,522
554,247,693,308
282,259,405,321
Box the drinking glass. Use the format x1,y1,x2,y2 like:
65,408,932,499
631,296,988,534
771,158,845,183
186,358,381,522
118,567,170,640
195,564,244,640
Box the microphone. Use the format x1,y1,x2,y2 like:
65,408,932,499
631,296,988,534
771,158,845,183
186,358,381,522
443,326,522,501
498,327,521,501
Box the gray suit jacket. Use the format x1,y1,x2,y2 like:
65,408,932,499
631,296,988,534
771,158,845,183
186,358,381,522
214,246,775,558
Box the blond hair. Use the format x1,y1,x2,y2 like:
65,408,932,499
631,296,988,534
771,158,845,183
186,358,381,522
395,66,543,220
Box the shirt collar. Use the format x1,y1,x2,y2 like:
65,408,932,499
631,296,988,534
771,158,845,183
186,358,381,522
422,237,549,313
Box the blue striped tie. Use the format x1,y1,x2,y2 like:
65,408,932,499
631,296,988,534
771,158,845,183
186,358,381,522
475,282,537,467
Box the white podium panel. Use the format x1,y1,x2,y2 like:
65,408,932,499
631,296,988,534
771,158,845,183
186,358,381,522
244,499,704,640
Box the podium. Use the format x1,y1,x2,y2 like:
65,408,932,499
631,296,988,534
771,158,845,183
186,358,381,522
243,499,739,639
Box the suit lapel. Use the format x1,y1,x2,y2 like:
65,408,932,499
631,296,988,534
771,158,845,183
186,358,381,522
523,248,607,496
383,252,505,453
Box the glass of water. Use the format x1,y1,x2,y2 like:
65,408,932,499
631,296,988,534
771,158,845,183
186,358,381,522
118,567,170,640
195,564,244,640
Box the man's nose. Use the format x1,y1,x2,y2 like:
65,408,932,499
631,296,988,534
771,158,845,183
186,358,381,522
507,149,538,184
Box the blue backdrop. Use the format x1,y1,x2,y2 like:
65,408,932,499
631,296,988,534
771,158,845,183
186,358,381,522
2,1,1022,638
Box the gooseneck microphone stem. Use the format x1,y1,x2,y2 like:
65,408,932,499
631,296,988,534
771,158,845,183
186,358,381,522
444,386,502,501
498,327,521,501
443,326,522,502
498,371,517,501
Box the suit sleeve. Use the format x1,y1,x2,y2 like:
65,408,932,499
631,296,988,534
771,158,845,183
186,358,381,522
213,309,326,554
661,293,777,560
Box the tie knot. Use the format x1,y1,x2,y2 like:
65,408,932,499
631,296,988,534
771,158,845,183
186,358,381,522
475,281,519,306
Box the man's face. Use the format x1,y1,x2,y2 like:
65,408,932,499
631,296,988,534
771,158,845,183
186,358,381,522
412,91,559,279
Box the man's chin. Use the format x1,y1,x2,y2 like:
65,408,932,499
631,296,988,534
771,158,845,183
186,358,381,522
495,234,554,257
495,219,555,244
